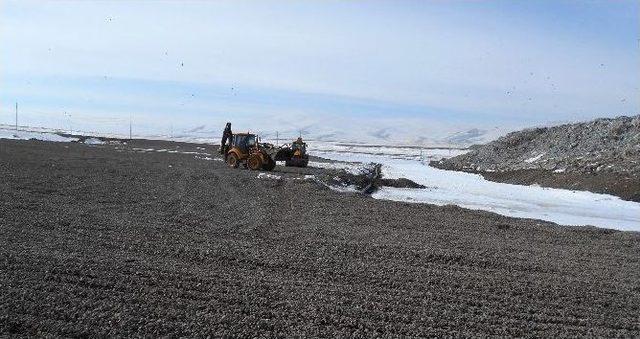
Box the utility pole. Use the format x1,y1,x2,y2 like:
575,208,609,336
129,113,132,140
15,102,18,131
64,111,72,134
276,131,279,146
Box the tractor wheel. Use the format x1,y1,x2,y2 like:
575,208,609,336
227,153,239,168
247,154,262,170
262,159,276,171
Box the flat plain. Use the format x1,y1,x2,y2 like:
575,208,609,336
1,139,639,337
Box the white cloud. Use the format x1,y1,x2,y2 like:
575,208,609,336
1,0,638,141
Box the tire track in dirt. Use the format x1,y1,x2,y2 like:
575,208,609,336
1,138,639,337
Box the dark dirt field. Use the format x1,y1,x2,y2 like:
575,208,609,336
1,139,639,337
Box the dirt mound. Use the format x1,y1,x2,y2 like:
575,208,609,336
437,115,640,175
434,115,640,200
320,163,425,193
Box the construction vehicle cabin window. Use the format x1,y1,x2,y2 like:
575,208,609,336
246,136,256,147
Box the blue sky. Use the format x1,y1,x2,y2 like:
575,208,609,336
1,0,638,143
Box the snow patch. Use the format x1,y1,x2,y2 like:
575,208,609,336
0,128,78,143
83,138,105,145
524,153,545,163
257,173,282,180
292,175,316,181
131,147,210,156
195,156,222,161
166,150,210,156
307,161,364,175
316,149,640,231
307,142,468,162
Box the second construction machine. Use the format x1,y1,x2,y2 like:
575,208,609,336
274,137,309,167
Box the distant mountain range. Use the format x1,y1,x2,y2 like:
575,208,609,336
0,122,511,147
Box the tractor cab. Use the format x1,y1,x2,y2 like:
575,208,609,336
231,133,258,151
291,137,307,155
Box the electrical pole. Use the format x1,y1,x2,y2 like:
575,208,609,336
64,111,72,134
276,131,279,146
129,113,132,140
15,102,18,131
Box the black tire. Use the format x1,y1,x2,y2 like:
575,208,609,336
227,153,239,168
247,155,262,170
262,159,276,171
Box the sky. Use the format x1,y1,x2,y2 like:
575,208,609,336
1,0,638,144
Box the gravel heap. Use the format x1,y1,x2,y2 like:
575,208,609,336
437,115,640,175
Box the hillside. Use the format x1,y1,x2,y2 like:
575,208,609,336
434,115,640,201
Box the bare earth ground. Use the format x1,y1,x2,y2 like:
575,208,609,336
1,139,639,337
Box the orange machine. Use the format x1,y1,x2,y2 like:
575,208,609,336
225,133,276,171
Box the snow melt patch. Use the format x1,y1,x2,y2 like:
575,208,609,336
307,141,468,162
525,153,545,163
83,138,105,145
131,147,211,156
257,173,282,180
0,128,78,143
307,161,364,175
292,175,316,181
316,150,640,232
167,150,209,155
195,156,222,161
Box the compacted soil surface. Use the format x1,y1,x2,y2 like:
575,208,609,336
1,139,639,337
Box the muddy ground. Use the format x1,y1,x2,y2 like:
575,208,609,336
1,138,639,337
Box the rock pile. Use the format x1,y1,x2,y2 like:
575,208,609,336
436,115,640,176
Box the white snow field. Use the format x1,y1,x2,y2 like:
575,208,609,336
0,127,79,143
309,145,640,232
